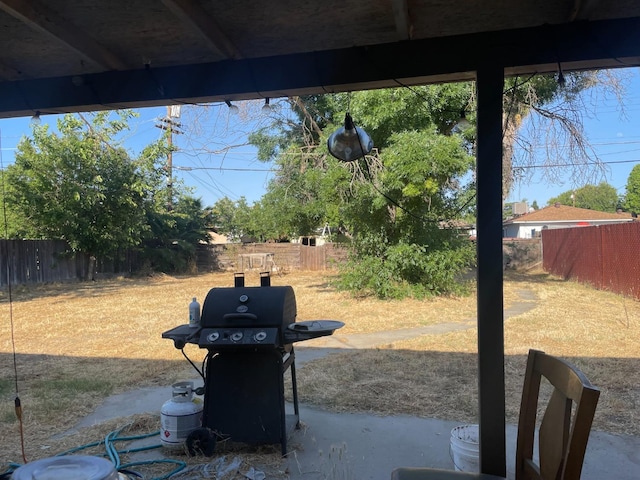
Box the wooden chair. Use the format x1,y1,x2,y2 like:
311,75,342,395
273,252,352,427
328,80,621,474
391,349,600,480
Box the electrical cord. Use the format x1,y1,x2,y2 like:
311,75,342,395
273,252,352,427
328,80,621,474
1,131,28,464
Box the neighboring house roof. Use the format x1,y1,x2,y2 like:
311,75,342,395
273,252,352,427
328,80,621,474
208,232,228,244
504,204,634,224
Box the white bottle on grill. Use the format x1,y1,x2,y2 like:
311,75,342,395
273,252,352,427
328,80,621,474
189,297,201,328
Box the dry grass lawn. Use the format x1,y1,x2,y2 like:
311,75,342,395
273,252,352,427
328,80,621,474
1,269,639,472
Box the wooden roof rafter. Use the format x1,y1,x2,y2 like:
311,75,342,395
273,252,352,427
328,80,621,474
160,0,243,60
391,0,412,40
0,0,128,71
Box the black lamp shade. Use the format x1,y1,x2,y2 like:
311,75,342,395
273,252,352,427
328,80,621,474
327,113,373,162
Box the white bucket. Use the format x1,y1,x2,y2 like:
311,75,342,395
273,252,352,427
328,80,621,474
450,424,479,472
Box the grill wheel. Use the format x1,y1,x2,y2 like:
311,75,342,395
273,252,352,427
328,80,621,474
186,427,216,457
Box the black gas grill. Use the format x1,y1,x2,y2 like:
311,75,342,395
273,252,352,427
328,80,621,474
162,273,343,455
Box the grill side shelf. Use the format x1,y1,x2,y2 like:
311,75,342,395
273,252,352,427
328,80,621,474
162,324,201,349
283,320,344,344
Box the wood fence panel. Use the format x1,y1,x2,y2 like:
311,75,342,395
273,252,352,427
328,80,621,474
1,239,141,287
300,245,326,270
196,242,347,272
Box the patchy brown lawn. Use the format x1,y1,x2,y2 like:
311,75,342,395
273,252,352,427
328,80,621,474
0,268,638,469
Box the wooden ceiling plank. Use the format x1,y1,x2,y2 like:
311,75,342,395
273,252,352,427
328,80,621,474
391,0,412,40
0,0,128,70
570,0,601,21
161,0,242,60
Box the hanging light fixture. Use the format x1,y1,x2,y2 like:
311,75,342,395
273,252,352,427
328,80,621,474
557,62,566,87
451,109,471,134
30,111,42,125
261,97,272,113
327,112,373,162
225,100,239,115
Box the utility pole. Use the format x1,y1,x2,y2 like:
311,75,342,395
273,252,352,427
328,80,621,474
155,106,183,211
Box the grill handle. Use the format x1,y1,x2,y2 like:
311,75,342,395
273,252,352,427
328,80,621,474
222,313,258,321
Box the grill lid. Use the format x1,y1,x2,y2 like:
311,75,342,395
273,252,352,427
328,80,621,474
200,285,296,328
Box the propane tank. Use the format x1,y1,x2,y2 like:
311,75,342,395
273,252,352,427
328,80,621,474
189,297,201,328
160,381,203,449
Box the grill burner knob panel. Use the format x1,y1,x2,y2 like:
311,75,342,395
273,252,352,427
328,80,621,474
197,327,280,348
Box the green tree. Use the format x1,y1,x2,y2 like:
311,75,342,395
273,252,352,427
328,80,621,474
2,111,210,277
241,72,618,297
249,87,476,298
547,182,619,212
211,197,241,238
3,113,149,272
624,164,640,215
142,196,211,273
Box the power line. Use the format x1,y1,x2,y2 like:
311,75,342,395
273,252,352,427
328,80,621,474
519,139,640,150
175,166,276,172
517,158,640,169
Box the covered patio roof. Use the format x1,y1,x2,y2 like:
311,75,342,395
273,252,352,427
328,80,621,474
1,0,639,117
1,0,639,476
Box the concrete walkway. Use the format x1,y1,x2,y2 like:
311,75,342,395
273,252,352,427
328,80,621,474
66,288,640,479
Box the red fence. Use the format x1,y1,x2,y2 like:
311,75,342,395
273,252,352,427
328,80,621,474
542,222,640,300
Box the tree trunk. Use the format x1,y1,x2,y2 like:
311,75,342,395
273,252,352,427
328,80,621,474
86,255,96,281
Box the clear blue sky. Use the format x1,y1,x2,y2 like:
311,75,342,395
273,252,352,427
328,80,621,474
0,100,276,207
1,68,639,209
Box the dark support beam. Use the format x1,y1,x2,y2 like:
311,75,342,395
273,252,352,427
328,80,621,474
475,65,506,476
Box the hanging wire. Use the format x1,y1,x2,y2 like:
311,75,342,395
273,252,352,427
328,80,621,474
0,131,27,464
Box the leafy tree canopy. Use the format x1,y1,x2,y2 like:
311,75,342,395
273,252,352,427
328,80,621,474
1,111,211,275
624,164,640,215
547,182,619,212
245,86,477,298
222,72,620,297
3,112,151,256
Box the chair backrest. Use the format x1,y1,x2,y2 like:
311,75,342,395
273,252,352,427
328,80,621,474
515,349,600,480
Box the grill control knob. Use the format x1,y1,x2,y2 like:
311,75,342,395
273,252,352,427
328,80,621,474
254,331,267,342
207,332,220,343
239,294,249,303
230,331,244,342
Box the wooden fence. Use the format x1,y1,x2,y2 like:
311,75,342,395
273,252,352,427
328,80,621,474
3,237,544,287
542,222,640,300
196,242,349,273
0,239,142,287
1,239,87,286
